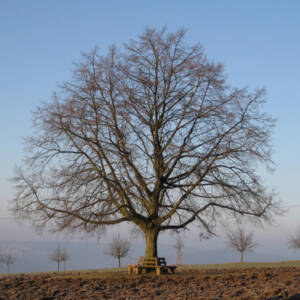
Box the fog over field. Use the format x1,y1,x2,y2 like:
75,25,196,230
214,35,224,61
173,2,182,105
1,212,300,274
1,238,299,274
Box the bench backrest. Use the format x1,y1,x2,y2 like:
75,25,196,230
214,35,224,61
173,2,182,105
137,256,167,267
157,257,166,266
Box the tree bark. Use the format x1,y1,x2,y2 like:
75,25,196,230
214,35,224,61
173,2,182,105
240,251,244,263
118,255,121,268
144,227,159,257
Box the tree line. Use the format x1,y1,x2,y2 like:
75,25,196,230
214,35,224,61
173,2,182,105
1,227,300,273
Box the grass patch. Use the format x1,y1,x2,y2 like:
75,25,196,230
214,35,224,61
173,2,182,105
177,260,300,270
0,268,128,279
1,261,300,279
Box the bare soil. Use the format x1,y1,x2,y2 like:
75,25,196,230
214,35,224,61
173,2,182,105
1,267,300,299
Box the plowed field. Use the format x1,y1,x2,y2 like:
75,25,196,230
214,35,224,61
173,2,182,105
1,267,300,299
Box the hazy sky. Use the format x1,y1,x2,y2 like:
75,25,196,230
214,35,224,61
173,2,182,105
1,1,300,258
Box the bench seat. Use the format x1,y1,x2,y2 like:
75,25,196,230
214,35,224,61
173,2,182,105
127,257,177,275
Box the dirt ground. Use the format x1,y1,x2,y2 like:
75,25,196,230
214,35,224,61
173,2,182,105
0,267,300,299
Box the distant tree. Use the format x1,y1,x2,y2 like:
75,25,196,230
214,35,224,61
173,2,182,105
226,226,257,263
11,27,279,259
60,248,70,272
288,229,300,250
105,233,130,268
0,254,4,272
49,246,69,272
173,234,184,265
1,252,16,274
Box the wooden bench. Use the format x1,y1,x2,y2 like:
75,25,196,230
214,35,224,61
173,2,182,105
127,257,176,275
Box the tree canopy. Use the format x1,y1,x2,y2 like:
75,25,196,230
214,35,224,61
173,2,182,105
11,28,278,257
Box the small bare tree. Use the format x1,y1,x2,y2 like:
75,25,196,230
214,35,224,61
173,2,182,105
60,248,70,272
105,233,130,268
1,253,16,274
288,228,300,250
226,226,257,263
49,246,67,272
173,234,184,265
0,254,4,273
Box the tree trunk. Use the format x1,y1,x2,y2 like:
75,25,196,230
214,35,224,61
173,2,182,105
118,256,121,268
144,227,159,257
240,251,244,263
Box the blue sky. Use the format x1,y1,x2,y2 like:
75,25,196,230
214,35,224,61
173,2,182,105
1,0,300,260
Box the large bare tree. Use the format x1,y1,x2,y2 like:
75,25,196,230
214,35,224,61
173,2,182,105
11,28,278,257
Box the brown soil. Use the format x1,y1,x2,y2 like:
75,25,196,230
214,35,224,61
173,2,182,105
1,267,300,299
